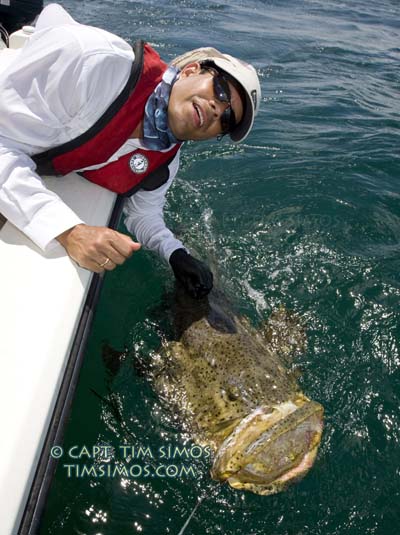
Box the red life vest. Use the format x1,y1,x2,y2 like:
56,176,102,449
33,40,182,197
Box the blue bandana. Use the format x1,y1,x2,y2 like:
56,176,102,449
142,65,180,150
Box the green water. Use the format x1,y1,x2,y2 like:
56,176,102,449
40,0,399,533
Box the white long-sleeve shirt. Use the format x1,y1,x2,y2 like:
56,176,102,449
0,3,184,261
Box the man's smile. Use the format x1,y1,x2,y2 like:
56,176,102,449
193,101,205,128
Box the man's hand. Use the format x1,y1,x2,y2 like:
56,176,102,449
56,224,141,273
169,248,213,299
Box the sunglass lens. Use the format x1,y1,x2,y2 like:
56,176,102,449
204,66,237,134
213,75,230,103
220,107,236,135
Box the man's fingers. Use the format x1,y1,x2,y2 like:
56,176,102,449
100,232,141,266
101,259,117,271
83,258,116,273
98,247,125,266
110,231,141,258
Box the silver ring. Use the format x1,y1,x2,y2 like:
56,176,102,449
99,257,110,268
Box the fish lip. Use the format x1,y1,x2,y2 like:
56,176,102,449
226,442,321,496
211,399,324,494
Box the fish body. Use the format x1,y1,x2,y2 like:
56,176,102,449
153,289,323,495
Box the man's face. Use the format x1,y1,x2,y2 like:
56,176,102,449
168,62,244,141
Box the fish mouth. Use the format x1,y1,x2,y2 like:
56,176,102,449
211,397,324,495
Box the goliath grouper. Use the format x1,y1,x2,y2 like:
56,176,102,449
151,287,324,496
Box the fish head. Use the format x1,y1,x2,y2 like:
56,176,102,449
211,397,324,495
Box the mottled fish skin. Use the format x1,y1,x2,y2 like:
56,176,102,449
153,289,324,495
161,318,296,440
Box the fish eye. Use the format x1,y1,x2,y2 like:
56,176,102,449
227,387,240,401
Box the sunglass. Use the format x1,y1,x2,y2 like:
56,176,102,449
202,65,237,135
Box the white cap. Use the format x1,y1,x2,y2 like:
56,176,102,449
171,47,261,142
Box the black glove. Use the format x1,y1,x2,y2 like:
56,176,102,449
169,248,213,299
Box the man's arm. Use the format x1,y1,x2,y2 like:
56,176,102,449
123,152,213,298
123,152,185,262
0,142,83,249
0,17,140,270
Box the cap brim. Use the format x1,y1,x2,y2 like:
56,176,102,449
210,58,255,143
230,92,254,142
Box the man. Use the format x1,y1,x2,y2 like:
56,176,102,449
0,4,261,298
